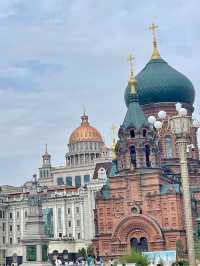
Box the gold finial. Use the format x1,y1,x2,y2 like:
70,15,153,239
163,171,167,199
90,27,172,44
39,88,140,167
127,53,137,95
81,106,89,125
149,23,161,59
112,140,117,160
111,124,118,160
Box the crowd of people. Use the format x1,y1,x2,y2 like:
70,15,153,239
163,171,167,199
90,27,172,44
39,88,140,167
53,255,106,266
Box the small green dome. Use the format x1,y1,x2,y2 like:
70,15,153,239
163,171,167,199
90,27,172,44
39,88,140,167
125,58,195,106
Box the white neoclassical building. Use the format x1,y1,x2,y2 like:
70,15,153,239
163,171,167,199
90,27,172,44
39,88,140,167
0,112,112,266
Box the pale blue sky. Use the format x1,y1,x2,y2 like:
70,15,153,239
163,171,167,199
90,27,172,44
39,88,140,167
0,0,199,185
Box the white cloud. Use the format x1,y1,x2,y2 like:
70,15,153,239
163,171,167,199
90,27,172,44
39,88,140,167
0,0,199,185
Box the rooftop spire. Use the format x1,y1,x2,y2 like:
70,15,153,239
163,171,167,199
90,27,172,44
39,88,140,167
42,144,51,166
127,53,137,95
81,107,89,125
45,144,48,154
149,23,161,59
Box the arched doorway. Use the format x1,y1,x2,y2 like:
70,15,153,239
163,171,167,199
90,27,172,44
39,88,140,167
130,237,148,252
112,214,164,254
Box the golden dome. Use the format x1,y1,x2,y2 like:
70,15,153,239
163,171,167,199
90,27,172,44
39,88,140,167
69,113,103,144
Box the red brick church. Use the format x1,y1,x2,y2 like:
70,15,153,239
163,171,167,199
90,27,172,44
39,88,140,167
93,31,200,259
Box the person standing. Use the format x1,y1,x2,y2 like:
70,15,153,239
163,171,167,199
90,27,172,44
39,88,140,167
109,258,114,266
87,255,94,266
55,257,62,266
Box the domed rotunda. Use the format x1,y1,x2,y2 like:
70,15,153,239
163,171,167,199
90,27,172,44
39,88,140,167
66,112,107,168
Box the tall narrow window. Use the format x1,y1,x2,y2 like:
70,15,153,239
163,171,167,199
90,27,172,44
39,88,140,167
130,145,136,167
75,176,81,188
84,175,90,184
57,177,64,186
164,136,173,158
143,129,147,137
66,176,72,187
130,129,135,138
130,238,138,250
140,237,148,252
145,145,151,167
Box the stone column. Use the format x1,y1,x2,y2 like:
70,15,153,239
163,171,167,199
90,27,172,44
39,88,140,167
86,189,94,239
81,175,84,187
6,211,9,244
0,250,4,266
83,153,85,165
37,244,42,261
13,210,16,244
53,206,58,239
80,201,84,239
22,246,26,262
77,154,80,166
62,205,66,237
71,203,76,238
21,208,24,238
177,139,196,266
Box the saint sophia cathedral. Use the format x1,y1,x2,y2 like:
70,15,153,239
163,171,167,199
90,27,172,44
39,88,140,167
93,25,200,259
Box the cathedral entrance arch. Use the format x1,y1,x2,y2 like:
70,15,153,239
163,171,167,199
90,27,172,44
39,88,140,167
112,214,164,251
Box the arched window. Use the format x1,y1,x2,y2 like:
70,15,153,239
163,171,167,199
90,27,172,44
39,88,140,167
63,249,68,260
98,168,106,179
130,237,148,252
52,250,59,255
130,145,136,167
145,145,151,167
164,136,173,158
130,129,135,138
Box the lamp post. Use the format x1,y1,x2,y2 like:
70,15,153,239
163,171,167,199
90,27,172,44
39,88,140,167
148,103,200,266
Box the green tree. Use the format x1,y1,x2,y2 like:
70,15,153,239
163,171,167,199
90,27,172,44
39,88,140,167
87,245,95,257
176,240,186,260
195,240,200,261
78,248,87,259
119,249,149,266
78,245,95,259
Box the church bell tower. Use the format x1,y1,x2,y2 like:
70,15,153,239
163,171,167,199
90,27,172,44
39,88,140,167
116,54,160,172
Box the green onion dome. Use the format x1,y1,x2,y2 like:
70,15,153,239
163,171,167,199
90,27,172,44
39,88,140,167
125,57,195,107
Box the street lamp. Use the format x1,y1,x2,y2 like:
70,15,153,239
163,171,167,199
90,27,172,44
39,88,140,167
148,103,200,266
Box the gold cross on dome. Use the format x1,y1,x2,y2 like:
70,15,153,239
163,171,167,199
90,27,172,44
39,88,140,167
127,53,134,76
149,23,161,59
149,23,158,43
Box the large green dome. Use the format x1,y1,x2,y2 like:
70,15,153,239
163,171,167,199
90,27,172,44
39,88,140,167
125,58,195,106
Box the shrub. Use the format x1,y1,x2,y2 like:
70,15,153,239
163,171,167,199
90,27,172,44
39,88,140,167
119,249,149,266
171,260,189,266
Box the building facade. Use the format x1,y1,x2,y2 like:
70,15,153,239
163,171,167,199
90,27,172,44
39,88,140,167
93,37,200,259
0,113,112,265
